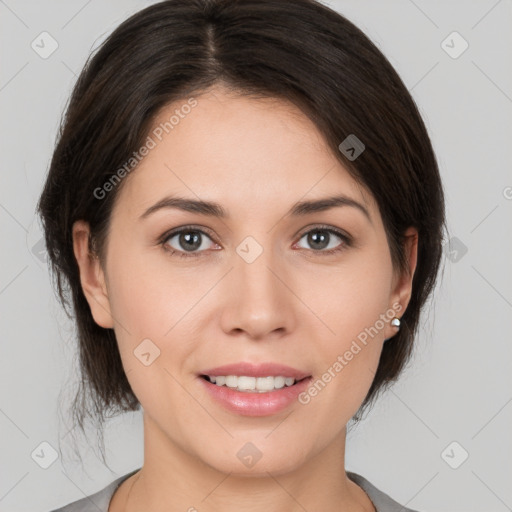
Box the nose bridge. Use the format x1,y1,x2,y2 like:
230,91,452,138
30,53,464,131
236,237,276,297
220,234,294,338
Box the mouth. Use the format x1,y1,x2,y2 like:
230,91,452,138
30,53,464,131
198,372,314,416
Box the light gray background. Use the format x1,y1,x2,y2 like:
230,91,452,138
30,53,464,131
1,1,511,511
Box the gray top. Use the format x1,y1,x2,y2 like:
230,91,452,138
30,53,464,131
50,468,419,512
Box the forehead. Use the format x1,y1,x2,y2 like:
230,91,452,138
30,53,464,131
114,87,376,221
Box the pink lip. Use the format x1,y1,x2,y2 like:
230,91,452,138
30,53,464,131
198,375,313,416
199,362,310,380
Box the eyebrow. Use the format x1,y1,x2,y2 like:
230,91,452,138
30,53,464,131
139,194,371,223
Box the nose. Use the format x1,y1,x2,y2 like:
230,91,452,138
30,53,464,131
219,242,297,340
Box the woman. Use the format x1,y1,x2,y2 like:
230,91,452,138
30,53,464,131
40,0,446,510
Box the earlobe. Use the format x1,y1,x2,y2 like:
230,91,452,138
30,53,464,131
72,220,114,329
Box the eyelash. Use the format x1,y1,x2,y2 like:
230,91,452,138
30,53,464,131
158,224,352,259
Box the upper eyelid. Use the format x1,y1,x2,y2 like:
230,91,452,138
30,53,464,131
161,225,217,243
297,224,350,238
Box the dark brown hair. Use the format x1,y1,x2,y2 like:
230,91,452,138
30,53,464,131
37,0,447,464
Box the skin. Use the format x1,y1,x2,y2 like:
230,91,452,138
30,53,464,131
73,85,418,512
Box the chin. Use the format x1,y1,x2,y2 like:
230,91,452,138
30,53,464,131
196,438,311,477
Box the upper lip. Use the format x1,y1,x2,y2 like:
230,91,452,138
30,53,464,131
199,362,311,380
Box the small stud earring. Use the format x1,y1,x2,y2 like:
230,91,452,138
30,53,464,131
391,317,401,329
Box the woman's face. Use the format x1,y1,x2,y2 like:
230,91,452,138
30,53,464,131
74,86,417,475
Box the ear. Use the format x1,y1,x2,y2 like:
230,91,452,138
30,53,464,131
386,226,418,337
72,220,114,329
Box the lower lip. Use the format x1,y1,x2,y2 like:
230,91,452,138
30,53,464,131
198,376,313,417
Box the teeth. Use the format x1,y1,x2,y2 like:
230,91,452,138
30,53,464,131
206,375,298,392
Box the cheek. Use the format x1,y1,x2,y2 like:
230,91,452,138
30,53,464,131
104,241,218,387
104,249,203,417
105,241,205,340
310,246,393,344
302,248,392,410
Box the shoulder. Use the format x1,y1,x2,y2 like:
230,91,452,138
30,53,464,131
48,469,140,512
347,471,420,512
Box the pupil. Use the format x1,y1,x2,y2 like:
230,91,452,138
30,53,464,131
309,230,329,250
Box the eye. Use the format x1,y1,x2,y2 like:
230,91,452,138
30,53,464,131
159,224,352,259
294,225,352,255
161,226,218,258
